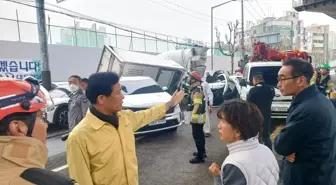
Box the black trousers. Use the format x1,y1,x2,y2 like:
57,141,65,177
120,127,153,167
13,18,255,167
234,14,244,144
191,123,206,158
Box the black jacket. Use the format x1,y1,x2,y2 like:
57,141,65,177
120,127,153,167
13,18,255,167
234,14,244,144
274,85,336,185
247,82,275,137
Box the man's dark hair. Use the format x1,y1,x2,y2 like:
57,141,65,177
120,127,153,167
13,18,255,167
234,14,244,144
253,72,264,81
81,78,89,83
217,99,263,140
283,58,314,83
0,112,34,135
68,75,81,82
86,72,120,104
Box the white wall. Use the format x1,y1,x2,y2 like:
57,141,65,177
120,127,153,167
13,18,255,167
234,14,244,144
0,40,101,81
0,40,238,81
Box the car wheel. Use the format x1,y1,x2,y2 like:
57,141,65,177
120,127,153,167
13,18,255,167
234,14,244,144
55,106,69,129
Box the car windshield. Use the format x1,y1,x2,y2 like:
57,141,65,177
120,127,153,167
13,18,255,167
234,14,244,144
49,89,69,99
120,78,164,95
249,66,281,87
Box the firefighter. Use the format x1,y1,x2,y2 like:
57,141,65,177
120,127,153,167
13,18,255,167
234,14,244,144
188,71,207,164
310,63,335,96
0,77,77,185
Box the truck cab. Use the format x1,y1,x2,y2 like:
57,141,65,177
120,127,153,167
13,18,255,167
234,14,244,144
237,61,292,119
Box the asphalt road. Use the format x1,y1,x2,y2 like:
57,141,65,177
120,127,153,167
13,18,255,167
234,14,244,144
45,110,285,185
45,109,229,185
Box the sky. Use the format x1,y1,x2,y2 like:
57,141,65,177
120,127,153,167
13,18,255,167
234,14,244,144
1,0,336,43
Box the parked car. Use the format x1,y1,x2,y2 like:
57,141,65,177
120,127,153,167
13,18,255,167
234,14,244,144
234,62,292,119
205,70,230,105
47,77,185,134
121,76,184,134
47,86,71,128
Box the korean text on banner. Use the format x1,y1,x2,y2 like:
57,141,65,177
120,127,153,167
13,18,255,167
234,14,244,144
0,60,42,81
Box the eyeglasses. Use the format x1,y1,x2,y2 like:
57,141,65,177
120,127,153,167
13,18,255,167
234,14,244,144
277,75,302,83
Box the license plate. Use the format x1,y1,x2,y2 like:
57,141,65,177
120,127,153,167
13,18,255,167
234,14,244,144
272,107,288,112
149,119,166,126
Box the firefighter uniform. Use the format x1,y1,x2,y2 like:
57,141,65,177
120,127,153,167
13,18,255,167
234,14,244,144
310,64,334,96
68,90,91,131
188,71,206,164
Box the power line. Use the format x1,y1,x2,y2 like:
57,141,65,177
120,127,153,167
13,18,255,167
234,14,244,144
243,5,258,22
247,0,263,19
1,0,215,48
145,0,214,23
159,0,227,22
254,0,266,17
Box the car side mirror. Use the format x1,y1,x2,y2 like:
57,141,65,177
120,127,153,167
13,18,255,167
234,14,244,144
239,79,247,87
162,86,168,91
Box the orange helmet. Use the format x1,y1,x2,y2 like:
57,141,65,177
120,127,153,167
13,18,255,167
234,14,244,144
189,71,202,81
0,77,47,121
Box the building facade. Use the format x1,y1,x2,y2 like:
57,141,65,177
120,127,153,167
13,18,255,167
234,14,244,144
305,24,329,64
242,11,301,52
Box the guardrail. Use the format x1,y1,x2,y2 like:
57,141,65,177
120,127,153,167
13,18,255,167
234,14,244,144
0,16,209,54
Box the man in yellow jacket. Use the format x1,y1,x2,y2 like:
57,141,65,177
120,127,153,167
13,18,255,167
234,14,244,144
66,72,185,185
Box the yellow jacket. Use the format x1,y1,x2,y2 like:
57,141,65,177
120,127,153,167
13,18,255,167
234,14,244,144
66,104,166,185
310,72,334,90
0,136,48,185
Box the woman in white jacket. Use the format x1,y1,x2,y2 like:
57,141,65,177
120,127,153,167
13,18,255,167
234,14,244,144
209,99,279,185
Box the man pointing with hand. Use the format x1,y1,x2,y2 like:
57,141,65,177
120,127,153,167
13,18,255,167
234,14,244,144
66,72,185,185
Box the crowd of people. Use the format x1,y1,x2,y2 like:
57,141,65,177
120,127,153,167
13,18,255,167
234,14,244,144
1,58,336,185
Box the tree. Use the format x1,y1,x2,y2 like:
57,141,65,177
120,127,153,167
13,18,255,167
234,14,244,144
215,20,240,74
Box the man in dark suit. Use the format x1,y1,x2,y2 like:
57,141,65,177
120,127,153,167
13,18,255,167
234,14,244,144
247,72,275,150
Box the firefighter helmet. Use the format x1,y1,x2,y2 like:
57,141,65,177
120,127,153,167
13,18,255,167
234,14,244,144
189,71,202,81
320,63,331,70
0,77,47,121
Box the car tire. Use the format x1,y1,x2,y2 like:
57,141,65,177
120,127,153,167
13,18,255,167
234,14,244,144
54,106,69,129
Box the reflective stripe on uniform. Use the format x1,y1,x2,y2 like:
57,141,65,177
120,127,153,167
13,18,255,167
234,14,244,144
193,98,202,104
191,114,206,123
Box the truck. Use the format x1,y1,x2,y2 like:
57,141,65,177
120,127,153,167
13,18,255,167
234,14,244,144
97,45,186,95
235,41,312,125
238,41,312,71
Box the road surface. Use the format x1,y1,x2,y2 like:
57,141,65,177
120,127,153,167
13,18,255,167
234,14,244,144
45,109,285,185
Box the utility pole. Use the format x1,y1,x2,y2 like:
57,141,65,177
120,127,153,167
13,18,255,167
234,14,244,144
241,0,245,57
211,9,214,70
35,0,51,90
210,0,236,71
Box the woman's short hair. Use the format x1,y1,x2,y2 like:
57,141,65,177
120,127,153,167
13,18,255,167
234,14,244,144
217,99,264,140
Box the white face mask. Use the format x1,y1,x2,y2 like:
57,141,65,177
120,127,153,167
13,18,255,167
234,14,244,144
69,84,79,93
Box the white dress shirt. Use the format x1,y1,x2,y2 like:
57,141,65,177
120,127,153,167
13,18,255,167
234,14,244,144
201,81,214,105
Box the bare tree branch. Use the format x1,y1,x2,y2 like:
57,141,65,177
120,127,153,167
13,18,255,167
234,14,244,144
214,20,240,74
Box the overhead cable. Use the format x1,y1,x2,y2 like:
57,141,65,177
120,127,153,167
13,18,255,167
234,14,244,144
247,0,263,19
159,0,227,22
1,0,214,48
254,0,267,17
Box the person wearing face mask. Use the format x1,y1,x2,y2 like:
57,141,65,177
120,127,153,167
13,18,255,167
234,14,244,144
68,75,90,132
0,77,78,185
